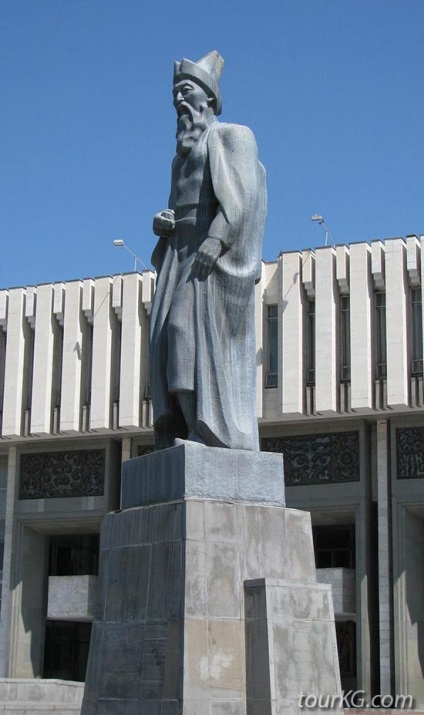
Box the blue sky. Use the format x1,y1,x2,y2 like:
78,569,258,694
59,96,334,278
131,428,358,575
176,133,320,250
2,0,424,288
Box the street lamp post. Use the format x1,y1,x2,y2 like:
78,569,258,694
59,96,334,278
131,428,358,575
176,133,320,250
113,239,148,271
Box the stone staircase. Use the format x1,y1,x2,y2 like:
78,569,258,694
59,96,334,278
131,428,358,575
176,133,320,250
0,679,83,714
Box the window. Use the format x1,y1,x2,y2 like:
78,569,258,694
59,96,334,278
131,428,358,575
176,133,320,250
44,621,92,682
49,534,99,576
306,300,315,385
375,292,387,379
265,304,278,387
411,287,423,376
313,524,355,569
52,325,64,409
340,296,351,383
82,325,94,406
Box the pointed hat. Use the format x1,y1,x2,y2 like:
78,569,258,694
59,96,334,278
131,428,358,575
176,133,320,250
174,51,224,115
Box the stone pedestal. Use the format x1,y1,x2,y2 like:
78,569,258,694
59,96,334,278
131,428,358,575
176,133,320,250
81,443,341,714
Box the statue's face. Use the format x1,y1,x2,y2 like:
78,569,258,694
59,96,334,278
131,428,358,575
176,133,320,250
173,79,210,116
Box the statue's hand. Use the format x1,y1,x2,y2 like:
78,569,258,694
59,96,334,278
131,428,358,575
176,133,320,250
192,237,222,281
153,209,175,238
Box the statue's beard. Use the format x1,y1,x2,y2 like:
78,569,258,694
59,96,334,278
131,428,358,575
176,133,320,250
176,104,209,157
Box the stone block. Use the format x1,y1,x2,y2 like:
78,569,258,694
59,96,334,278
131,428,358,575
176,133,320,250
121,443,285,508
82,447,340,714
245,579,341,715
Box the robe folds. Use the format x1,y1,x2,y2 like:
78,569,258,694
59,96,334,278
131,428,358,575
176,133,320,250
150,119,267,450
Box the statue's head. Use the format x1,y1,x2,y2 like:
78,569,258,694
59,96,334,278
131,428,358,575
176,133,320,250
173,51,224,117
173,51,224,157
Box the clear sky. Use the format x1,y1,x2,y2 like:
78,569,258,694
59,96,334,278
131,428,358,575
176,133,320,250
2,0,424,289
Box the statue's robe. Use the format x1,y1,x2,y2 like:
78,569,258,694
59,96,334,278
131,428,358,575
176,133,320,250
150,119,267,450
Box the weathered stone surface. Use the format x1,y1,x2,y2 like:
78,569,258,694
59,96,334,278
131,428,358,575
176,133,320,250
0,678,84,712
121,443,285,508
47,575,98,621
245,579,341,715
82,489,339,713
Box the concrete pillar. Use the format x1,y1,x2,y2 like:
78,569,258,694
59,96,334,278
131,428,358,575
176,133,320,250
281,252,304,417
385,239,409,409
0,447,18,675
9,525,48,677
60,280,85,433
254,270,264,419
393,505,424,708
90,277,116,431
376,420,393,694
119,274,144,429
315,247,338,415
30,284,57,435
356,498,376,696
2,289,29,437
121,437,132,463
350,243,373,411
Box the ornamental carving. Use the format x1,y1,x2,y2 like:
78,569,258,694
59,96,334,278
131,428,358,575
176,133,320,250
397,427,424,479
20,450,105,499
262,432,359,485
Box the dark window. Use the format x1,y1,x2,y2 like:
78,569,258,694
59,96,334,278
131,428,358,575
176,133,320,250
25,329,35,410
44,621,92,682
306,300,315,385
82,325,93,406
52,325,64,408
313,524,355,569
411,287,423,376
375,292,387,379
49,534,99,576
336,620,357,680
265,304,278,387
340,296,351,383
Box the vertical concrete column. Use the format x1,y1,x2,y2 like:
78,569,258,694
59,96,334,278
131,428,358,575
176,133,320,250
254,270,264,419
376,419,393,694
393,506,424,707
60,280,84,433
121,437,132,463
281,252,304,417
350,243,373,411
355,493,378,697
315,247,338,414
261,261,280,420
9,525,48,677
385,239,409,409
90,277,115,431
0,447,18,675
31,284,57,435
2,289,29,437
119,274,144,429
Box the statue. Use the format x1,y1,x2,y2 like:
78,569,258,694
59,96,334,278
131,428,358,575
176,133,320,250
150,51,267,450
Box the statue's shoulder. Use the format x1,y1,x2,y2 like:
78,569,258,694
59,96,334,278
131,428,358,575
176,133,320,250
208,121,257,149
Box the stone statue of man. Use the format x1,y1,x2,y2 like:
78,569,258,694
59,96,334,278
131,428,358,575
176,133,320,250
150,51,267,450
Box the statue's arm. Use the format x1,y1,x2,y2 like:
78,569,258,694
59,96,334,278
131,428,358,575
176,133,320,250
191,124,260,280
207,123,260,248
151,168,176,272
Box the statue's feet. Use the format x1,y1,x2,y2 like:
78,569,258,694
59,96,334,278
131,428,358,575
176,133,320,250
174,434,207,447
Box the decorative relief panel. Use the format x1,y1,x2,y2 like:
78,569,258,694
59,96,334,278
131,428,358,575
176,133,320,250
397,427,424,479
20,450,105,499
262,432,359,486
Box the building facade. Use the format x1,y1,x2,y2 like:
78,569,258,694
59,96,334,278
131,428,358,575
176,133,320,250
0,236,423,703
